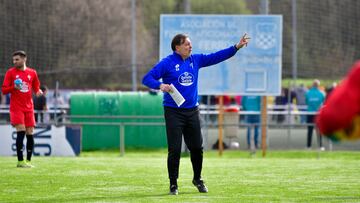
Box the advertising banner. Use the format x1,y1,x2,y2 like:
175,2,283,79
0,125,81,156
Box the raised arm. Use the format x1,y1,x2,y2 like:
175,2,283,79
198,33,250,68
235,33,250,49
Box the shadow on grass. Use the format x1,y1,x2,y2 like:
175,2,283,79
44,191,204,202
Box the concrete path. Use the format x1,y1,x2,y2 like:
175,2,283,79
203,127,360,151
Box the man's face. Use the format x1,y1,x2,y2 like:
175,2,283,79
13,55,26,68
176,37,192,59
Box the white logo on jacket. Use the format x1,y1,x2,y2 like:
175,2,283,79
178,72,194,86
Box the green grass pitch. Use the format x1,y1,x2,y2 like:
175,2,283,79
1,150,360,202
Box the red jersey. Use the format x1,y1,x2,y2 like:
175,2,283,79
316,61,360,134
2,67,40,112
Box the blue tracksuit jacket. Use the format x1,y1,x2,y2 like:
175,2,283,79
142,45,238,108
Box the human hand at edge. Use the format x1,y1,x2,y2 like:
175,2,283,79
35,89,43,97
160,84,173,93
236,33,251,49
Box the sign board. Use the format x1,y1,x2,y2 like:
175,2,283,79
0,125,81,156
160,15,282,95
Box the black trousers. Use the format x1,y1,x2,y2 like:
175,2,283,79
34,112,44,123
164,106,203,184
307,115,323,147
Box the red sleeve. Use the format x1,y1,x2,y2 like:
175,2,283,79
1,70,15,95
32,70,40,93
316,61,360,134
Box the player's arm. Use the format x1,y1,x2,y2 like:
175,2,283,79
316,61,360,134
142,60,166,90
235,33,250,49
197,33,250,68
1,71,15,94
32,70,43,96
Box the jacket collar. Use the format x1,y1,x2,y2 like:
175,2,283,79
172,51,187,61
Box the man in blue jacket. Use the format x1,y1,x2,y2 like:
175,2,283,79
142,33,250,195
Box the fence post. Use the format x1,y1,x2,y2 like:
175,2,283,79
261,96,268,157
218,96,224,156
120,124,125,156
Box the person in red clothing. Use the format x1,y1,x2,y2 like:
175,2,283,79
1,50,43,168
316,61,360,141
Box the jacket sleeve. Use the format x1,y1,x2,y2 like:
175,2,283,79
32,70,40,93
196,45,238,68
1,71,15,95
142,60,165,89
316,61,360,134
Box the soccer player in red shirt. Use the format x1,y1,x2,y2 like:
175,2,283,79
2,51,43,168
